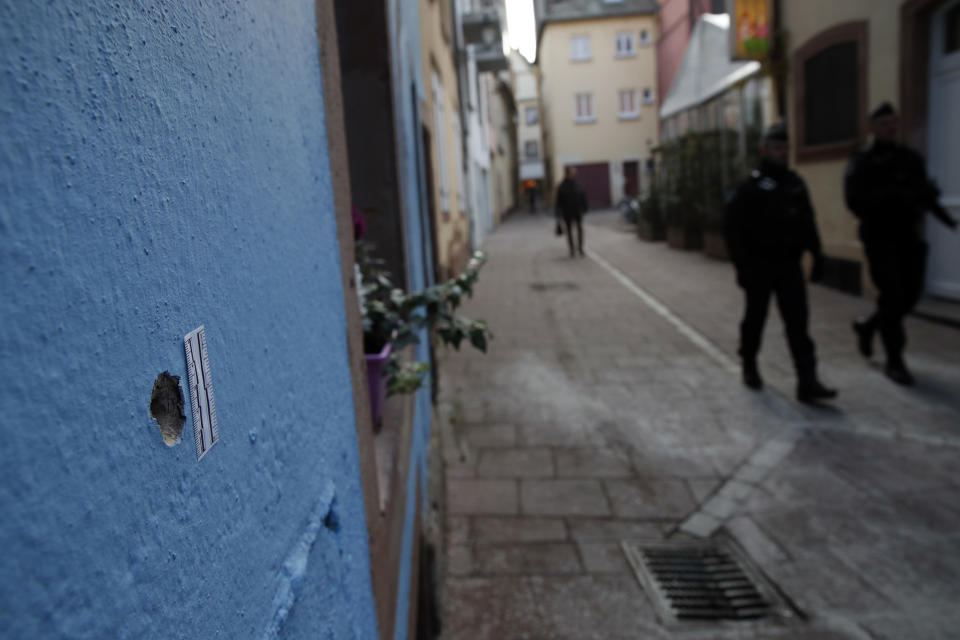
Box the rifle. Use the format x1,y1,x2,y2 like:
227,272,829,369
922,181,958,230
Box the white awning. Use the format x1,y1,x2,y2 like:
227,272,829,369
659,14,761,120
520,162,544,180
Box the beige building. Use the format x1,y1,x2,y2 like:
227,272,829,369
781,0,960,299
536,0,661,207
420,0,471,281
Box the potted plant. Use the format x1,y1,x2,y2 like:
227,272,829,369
637,184,665,242
664,134,704,250
701,129,730,260
356,242,492,426
665,197,704,250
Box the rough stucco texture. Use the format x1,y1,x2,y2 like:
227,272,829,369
0,1,378,638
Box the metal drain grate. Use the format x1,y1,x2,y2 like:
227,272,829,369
622,539,795,627
529,281,579,292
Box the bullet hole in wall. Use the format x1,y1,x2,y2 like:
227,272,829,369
324,498,341,533
150,371,185,446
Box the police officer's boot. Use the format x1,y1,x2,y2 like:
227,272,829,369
742,358,763,390
884,358,915,386
796,370,838,404
852,317,874,358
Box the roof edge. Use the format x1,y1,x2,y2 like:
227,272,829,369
534,9,659,63
659,62,761,119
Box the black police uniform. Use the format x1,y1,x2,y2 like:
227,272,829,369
844,140,934,370
724,159,825,390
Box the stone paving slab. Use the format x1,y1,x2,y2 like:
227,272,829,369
443,575,669,640
604,478,696,519
553,447,634,477
457,424,517,448
447,479,518,515
439,212,960,639
576,541,634,574
476,448,554,478
471,516,568,543
520,479,611,517
473,542,583,575
565,518,665,542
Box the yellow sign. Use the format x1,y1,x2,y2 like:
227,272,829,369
730,0,772,60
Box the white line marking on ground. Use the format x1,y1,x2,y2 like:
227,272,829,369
587,243,960,539
586,248,740,375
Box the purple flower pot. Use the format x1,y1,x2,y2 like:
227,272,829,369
364,341,392,428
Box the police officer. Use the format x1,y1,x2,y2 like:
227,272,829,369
845,103,957,386
724,123,837,403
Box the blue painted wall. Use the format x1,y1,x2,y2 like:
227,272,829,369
0,1,378,638
385,2,435,638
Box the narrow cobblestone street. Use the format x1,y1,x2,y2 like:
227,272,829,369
437,211,960,640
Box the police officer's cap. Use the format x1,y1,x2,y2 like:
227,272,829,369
762,123,788,142
870,102,896,120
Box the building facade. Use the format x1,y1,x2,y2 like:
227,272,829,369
513,50,547,210
337,0,448,636
421,0,473,281
537,0,661,208
486,72,520,226
456,0,511,247
1,2,380,637
781,0,960,298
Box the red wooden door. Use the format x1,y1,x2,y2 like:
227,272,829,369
574,162,611,208
623,161,639,197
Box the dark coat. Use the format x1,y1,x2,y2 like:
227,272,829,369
844,141,932,243
723,161,823,278
555,178,587,220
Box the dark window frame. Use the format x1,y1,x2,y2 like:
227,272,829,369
793,21,868,162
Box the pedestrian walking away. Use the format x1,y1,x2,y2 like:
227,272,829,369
555,166,588,257
524,179,539,213
844,102,958,386
724,123,838,404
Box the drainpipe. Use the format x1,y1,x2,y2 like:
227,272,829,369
453,0,477,250
771,0,786,120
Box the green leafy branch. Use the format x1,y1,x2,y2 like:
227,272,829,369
357,243,492,395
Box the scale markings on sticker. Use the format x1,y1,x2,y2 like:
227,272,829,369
184,325,219,461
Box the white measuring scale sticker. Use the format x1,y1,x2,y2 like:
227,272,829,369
184,325,219,461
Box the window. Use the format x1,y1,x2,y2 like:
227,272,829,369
524,140,539,159
642,88,655,105
525,106,538,125
804,44,858,144
639,29,651,47
793,21,867,161
618,89,638,119
570,35,591,61
615,32,635,57
574,93,595,123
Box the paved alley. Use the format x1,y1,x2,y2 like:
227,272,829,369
436,211,960,640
